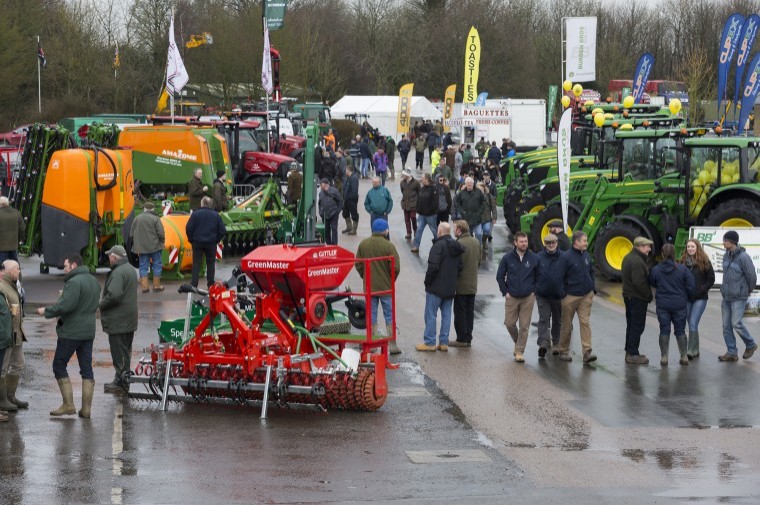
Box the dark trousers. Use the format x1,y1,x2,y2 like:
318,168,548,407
0,251,18,263
415,151,424,169
624,297,649,355
342,200,359,221
437,211,450,225
536,295,562,348
324,214,339,245
428,145,435,161
191,242,216,288
53,338,94,380
400,152,409,168
453,294,475,343
403,210,417,236
108,332,134,384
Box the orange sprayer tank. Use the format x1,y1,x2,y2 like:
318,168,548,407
159,214,195,273
41,148,134,268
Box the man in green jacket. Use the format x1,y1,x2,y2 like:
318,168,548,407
451,220,481,347
37,254,101,418
364,177,393,230
621,237,653,365
355,219,401,354
0,260,28,411
130,202,166,292
188,168,210,211
0,196,25,262
100,246,138,393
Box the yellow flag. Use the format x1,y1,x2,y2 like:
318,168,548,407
463,26,481,103
397,83,414,133
443,84,456,132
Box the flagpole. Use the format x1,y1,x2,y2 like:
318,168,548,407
37,35,41,115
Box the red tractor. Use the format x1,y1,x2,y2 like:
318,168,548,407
128,243,397,416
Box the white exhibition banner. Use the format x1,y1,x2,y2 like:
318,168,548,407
557,108,572,231
689,227,760,287
565,17,597,82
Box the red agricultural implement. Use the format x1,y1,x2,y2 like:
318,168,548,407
128,243,397,416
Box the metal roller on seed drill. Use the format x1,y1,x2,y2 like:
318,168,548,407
128,243,397,416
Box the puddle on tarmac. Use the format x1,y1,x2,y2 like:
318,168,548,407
621,449,758,499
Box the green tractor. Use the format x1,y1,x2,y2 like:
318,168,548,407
554,135,760,280
520,126,707,247
508,117,685,235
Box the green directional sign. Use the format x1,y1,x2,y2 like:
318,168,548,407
264,0,288,30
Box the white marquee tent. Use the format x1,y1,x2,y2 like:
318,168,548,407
331,95,443,139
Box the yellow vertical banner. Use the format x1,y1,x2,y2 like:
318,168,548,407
397,83,414,133
443,84,456,132
463,26,481,103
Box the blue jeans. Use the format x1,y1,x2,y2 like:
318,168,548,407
413,214,438,248
53,338,94,380
471,223,483,243
482,221,492,237
721,299,756,355
360,158,370,178
423,293,453,346
686,299,708,332
138,250,163,278
655,306,686,336
369,213,387,231
370,296,393,326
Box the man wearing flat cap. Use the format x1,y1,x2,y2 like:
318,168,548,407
100,245,138,393
719,230,757,362
548,220,571,251
621,237,654,364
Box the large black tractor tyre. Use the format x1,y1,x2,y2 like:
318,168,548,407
503,181,523,230
515,191,546,222
530,205,579,252
594,222,642,282
703,198,760,228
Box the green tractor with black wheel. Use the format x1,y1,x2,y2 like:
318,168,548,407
520,126,706,250
567,136,760,280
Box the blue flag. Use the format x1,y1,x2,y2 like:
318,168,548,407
631,53,654,104
734,15,760,111
738,53,760,134
718,13,745,117
475,92,489,106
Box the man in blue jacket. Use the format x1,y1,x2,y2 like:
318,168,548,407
718,230,758,362
556,231,597,363
496,231,539,362
535,233,564,358
186,197,227,288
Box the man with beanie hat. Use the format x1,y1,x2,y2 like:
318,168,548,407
212,170,229,212
356,218,401,354
130,202,165,292
318,178,343,245
100,245,138,393
719,230,758,362
548,220,571,251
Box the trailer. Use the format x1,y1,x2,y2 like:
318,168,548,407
444,99,546,149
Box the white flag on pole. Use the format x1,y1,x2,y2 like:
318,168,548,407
166,14,189,96
564,17,597,82
557,108,573,231
262,23,273,95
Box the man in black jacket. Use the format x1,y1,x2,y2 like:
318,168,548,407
186,197,227,288
411,174,439,253
621,237,653,364
416,223,463,352
496,231,539,362
342,165,360,235
318,178,343,245
556,231,597,363
535,234,564,358
397,134,411,170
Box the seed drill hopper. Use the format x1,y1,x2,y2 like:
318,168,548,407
128,243,397,416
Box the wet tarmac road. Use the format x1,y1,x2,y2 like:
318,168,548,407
3,174,760,503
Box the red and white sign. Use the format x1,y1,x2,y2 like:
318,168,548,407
162,202,172,216
216,244,223,260
168,247,179,264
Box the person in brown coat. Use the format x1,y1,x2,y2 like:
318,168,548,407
0,197,25,262
188,168,210,211
400,169,420,240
